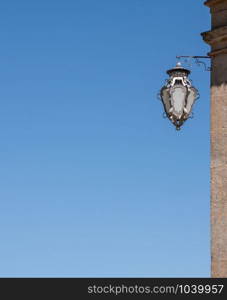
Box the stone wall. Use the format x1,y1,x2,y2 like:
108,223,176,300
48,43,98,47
202,0,227,277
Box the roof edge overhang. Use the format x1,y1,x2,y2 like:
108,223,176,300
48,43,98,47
204,0,227,8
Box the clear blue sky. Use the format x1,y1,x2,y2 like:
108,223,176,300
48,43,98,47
0,0,210,277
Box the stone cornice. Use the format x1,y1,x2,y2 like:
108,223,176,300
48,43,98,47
208,47,227,56
201,25,227,45
204,0,227,8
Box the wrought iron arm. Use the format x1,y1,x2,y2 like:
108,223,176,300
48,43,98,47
176,55,211,71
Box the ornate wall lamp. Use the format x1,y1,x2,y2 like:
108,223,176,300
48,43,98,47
158,56,210,130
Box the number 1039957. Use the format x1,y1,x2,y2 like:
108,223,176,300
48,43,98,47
178,284,224,294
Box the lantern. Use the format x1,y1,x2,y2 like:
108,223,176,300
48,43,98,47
159,62,199,130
